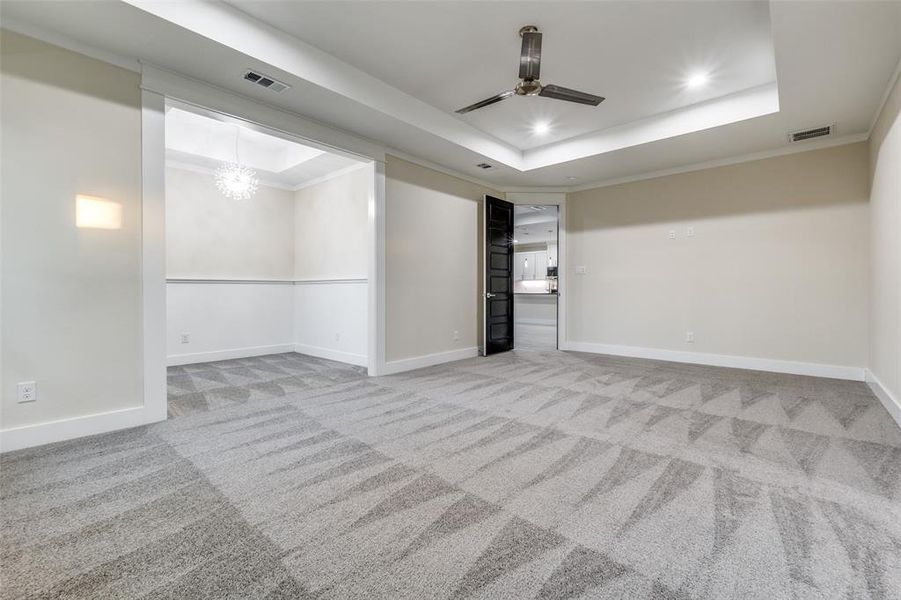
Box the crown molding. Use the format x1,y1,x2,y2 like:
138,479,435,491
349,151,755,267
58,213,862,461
292,161,370,191
165,159,296,191
502,186,571,194
867,53,901,137
565,132,869,193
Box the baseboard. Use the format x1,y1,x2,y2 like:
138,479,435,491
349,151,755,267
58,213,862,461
293,343,367,367
865,370,901,429
381,347,479,376
167,344,295,366
0,405,164,453
560,341,866,381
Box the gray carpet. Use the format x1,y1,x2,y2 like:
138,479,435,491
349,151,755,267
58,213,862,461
3,350,901,599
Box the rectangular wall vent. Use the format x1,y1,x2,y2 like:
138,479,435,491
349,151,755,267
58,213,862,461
243,70,290,93
475,163,493,170
788,125,833,143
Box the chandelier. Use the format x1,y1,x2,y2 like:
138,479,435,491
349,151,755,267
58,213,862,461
215,124,258,200
215,162,258,200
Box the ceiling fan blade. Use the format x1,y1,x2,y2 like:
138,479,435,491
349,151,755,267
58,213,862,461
539,84,605,106
455,91,515,114
519,30,542,81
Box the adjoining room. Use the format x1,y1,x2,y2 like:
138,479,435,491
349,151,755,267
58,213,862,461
513,204,559,351
164,102,372,415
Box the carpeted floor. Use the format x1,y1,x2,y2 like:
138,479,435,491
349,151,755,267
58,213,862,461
3,350,901,599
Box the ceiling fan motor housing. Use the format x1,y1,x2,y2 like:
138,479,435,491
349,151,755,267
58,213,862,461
516,80,543,96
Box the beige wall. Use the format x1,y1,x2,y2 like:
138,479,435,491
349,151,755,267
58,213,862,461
166,166,295,279
385,156,502,362
566,143,870,369
1,31,143,429
294,165,369,279
869,71,901,402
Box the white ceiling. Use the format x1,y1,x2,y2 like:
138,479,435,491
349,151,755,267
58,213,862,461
2,1,900,188
230,1,778,151
514,205,558,246
164,104,362,188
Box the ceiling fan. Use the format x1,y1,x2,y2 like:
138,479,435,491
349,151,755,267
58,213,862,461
455,25,605,114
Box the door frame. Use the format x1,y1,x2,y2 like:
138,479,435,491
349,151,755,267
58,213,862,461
140,65,389,424
502,192,567,351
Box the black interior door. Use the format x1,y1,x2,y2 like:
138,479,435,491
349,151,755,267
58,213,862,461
484,195,514,355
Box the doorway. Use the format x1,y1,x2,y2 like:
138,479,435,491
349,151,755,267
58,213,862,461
512,204,559,351
160,99,376,416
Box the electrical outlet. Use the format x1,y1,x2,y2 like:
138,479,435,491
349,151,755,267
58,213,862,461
685,331,695,343
335,333,341,342
575,266,587,274
180,333,190,344
668,229,677,239
17,381,36,403
687,226,695,237
453,330,459,341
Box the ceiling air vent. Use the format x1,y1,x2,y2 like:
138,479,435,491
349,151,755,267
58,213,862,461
788,124,833,143
243,70,290,93
475,163,493,170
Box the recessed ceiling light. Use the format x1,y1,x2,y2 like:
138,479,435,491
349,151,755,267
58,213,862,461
566,176,577,181
532,121,550,135
686,72,709,89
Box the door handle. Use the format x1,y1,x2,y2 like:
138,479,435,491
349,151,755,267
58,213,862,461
486,293,496,298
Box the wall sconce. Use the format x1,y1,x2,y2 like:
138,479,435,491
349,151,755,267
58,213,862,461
76,195,122,230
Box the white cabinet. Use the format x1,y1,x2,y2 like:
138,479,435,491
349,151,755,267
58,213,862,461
515,253,532,280
514,251,549,280
534,251,548,279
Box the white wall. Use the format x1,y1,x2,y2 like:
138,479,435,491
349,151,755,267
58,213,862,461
294,281,367,366
167,282,295,364
166,165,295,280
165,162,370,367
566,143,870,377
295,165,369,279
868,70,901,421
293,166,369,365
165,165,297,363
1,31,143,431
385,156,503,367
